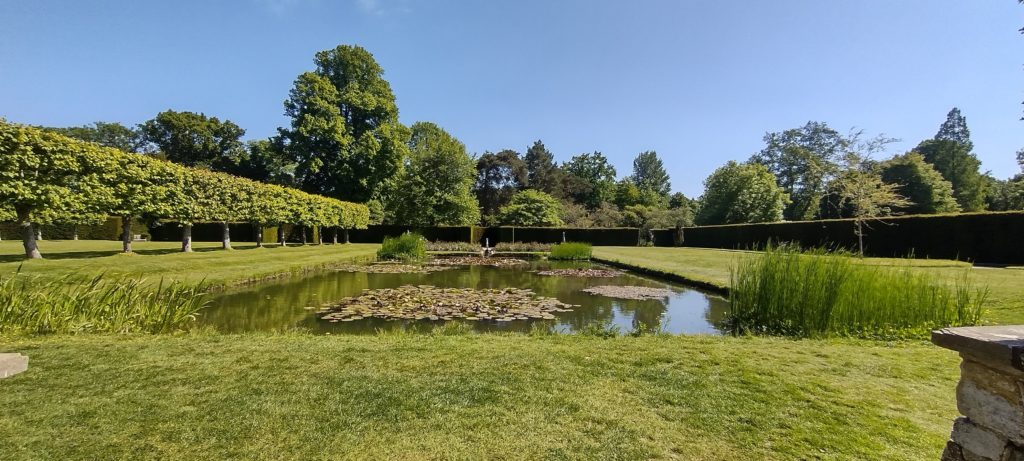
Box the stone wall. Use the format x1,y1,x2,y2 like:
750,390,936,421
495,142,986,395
932,326,1024,461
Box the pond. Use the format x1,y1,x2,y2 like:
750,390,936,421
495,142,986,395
199,259,729,335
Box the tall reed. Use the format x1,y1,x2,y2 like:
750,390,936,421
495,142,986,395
378,232,428,261
0,273,209,335
548,242,593,260
728,245,986,338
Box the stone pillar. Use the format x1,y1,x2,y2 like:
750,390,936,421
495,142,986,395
932,326,1024,461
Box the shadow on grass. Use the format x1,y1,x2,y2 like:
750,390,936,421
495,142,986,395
0,243,312,262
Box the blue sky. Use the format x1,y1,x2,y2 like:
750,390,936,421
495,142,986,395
1,0,1022,197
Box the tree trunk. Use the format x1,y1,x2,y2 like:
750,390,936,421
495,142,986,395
301,226,307,245
255,224,263,248
344,228,350,244
121,215,133,253
181,224,193,253
17,207,41,259
72,225,79,241
221,222,232,250
332,228,338,245
857,221,864,258
35,225,42,241
317,227,323,245
279,226,287,247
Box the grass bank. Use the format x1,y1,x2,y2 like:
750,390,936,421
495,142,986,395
0,333,958,460
0,240,379,288
593,247,1024,325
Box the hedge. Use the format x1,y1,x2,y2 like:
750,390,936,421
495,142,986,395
676,211,1024,264
0,217,147,241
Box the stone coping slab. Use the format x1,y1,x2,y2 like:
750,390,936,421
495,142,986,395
932,326,1024,372
0,353,28,379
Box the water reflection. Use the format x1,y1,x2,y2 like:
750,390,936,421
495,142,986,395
200,260,729,335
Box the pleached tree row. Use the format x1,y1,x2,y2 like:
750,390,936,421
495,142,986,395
0,120,369,259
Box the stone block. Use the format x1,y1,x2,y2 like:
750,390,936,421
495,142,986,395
1002,443,1024,461
0,353,28,378
941,441,965,461
951,418,1008,461
957,377,1024,445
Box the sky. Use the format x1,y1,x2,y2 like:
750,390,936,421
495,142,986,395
1,0,1022,197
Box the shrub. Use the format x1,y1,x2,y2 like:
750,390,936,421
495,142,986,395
426,241,479,252
727,245,986,338
0,274,209,335
549,242,593,260
378,232,427,261
494,241,553,252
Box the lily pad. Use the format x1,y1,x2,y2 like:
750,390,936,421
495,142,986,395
318,285,575,322
582,285,673,300
429,256,528,267
536,268,623,278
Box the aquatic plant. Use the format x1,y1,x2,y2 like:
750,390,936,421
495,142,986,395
536,268,623,278
319,285,574,322
494,242,552,252
426,241,480,252
378,232,428,261
728,245,986,338
548,242,593,260
0,273,209,335
429,256,528,267
582,285,673,300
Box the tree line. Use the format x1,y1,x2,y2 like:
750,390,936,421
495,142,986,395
0,121,369,259
21,45,1024,244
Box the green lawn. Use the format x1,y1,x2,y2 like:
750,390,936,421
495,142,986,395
0,240,379,287
0,333,958,460
594,246,1024,325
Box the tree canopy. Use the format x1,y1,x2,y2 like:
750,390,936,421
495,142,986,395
750,121,846,221
694,161,790,225
44,122,145,153
278,45,410,204
563,152,617,209
389,122,480,226
878,152,959,215
913,139,986,211
139,110,246,170
524,140,563,197
474,149,527,219
629,151,671,198
497,190,564,227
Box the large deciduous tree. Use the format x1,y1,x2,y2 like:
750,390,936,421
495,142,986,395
474,149,527,219
878,152,959,215
563,152,617,209
139,110,247,170
750,121,846,221
497,190,564,227
524,140,563,197
694,161,790,225
390,122,480,226
278,45,410,204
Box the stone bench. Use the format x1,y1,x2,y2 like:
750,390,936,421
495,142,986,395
0,353,28,379
932,326,1024,461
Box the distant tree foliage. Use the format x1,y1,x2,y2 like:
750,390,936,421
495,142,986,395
278,45,410,204
563,152,617,209
43,122,145,153
524,140,563,197
497,190,564,227
629,151,671,198
227,139,295,186
934,107,973,151
878,152,959,215
474,149,527,218
389,122,480,226
695,161,790,225
913,139,986,212
139,110,246,170
750,121,846,221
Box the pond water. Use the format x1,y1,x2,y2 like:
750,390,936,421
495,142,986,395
200,260,729,335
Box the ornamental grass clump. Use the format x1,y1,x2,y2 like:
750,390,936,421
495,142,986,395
728,245,986,338
0,273,209,335
377,232,427,261
548,242,592,260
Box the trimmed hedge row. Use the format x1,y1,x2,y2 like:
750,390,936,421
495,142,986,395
348,226,476,244
677,212,1024,264
0,217,147,241
343,226,644,246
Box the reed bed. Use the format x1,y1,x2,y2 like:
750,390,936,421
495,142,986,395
548,242,593,260
728,245,986,338
377,232,428,261
0,273,209,335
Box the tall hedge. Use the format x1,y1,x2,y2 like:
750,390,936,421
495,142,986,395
676,212,1024,264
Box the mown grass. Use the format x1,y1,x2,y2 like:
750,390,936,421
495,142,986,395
593,246,1024,325
728,246,985,338
0,333,960,460
548,242,593,260
0,240,379,288
0,273,207,335
377,233,427,261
